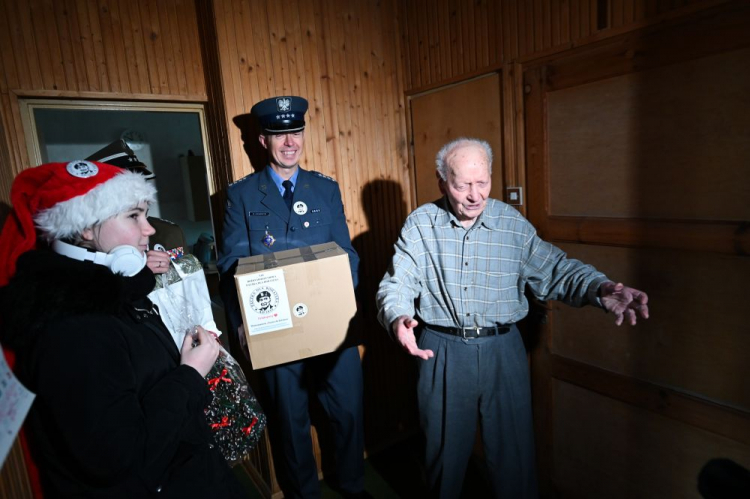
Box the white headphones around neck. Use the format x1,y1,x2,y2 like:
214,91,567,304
52,240,147,277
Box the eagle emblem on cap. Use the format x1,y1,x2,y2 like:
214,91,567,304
276,97,291,112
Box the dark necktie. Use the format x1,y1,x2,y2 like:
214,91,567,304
282,180,293,210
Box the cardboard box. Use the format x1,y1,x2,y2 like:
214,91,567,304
235,242,357,369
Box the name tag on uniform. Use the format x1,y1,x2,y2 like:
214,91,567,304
311,208,321,213
249,211,269,216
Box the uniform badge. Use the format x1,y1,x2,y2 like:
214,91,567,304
293,201,308,215
276,97,291,112
66,160,98,178
262,230,275,248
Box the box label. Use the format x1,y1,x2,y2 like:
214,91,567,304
237,268,293,335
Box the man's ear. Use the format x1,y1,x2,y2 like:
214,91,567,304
258,134,268,150
81,227,95,242
436,171,446,195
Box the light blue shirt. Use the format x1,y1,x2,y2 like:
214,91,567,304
266,166,300,196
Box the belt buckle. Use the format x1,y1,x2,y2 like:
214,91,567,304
462,326,480,339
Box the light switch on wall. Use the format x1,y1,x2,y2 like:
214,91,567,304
506,187,523,206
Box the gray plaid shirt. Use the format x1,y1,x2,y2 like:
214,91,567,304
377,198,609,330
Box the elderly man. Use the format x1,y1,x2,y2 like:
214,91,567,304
377,137,648,498
218,96,367,499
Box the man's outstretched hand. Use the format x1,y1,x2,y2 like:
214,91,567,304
599,281,649,326
391,315,434,360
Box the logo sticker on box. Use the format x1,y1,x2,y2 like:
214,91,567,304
237,269,293,335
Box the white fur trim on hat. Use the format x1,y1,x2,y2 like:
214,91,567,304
34,170,157,242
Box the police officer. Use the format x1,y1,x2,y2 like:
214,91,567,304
218,96,367,499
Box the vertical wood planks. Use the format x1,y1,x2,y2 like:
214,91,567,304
0,0,208,191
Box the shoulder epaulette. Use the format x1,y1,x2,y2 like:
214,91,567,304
229,172,256,187
309,171,336,182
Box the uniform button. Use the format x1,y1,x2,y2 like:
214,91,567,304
466,313,470,317
464,262,468,266
290,226,297,232
464,287,467,291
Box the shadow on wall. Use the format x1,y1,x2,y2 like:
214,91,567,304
350,179,420,451
233,113,268,173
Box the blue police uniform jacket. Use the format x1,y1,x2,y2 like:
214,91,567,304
218,166,359,333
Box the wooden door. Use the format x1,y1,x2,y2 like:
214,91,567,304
410,73,503,206
524,5,750,498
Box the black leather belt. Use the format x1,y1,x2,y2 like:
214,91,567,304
426,323,511,339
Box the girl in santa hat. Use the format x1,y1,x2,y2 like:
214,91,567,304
0,161,246,498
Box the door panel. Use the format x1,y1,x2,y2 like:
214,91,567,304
524,6,750,497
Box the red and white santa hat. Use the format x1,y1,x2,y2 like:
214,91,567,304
0,160,156,286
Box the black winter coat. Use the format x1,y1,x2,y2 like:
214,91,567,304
0,250,246,498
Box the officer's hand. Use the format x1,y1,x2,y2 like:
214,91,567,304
599,281,649,326
392,315,433,360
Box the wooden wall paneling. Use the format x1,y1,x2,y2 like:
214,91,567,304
426,0,440,83
146,0,170,93
157,0,181,93
298,0,327,178
523,3,750,496
552,381,750,499
552,243,750,409
75,0,100,92
417,0,432,85
393,0,727,92
126,0,150,95
570,0,580,40
42,0,69,92
107,0,131,94
450,0,464,77
165,1,188,96
317,0,344,182
404,0,421,89
236,0,260,109
54,2,85,90
3,2,29,90
88,0,110,91
178,0,202,97
437,0,450,82
28,1,54,90
118,0,139,94
543,217,750,256
346,2,372,234
560,0,570,44
266,0,291,93
136,0,160,94
547,48,750,221
17,1,45,89
552,356,750,448
98,0,122,93
335,1,361,233
551,0,561,46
